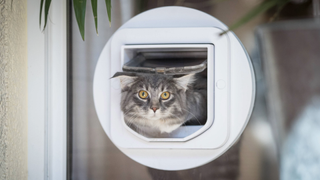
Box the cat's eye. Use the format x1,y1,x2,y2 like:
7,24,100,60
139,90,148,99
161,91,170,100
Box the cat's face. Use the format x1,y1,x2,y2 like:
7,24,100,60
113,72,195,134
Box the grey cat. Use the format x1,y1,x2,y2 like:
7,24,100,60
112,72,207,137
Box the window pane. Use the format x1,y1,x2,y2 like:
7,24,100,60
68,0,278,179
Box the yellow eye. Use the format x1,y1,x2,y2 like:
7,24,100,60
139,90,148,99
161,91,170,100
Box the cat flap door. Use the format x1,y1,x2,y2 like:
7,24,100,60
122,46,207,75
119,44,213,140
109,28,230,149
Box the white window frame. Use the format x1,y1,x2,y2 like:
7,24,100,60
28,0,67,179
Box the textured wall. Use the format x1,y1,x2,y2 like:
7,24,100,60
0,0,28,179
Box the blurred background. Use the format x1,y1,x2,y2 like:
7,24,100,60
68,0,320,179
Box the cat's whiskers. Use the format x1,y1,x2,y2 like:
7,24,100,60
133,114,149,128
166,112,183,123
179,107,202,125
125,116,135,129
123,108,134,115
126,114,145,134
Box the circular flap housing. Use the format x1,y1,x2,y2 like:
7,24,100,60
93,7,255,170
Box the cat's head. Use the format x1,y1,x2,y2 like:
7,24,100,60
112,72,195,134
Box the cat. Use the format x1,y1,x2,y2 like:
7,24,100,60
112,72,207,137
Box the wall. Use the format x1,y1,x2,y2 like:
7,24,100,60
0,0,28,179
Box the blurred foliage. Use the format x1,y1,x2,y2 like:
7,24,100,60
222,0,291,34
39,0,310,40
135,0,295,35
39,0,112,40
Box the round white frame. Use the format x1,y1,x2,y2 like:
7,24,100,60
93,6,255,170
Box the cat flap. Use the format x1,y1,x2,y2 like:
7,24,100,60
115,44,218,141
93,6,255,170
122,47,207,75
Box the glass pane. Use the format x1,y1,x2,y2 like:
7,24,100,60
68,0,279,179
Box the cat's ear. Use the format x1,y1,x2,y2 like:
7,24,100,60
112,72,137,89
174,74,195,92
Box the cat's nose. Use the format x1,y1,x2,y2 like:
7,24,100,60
151,107,159,113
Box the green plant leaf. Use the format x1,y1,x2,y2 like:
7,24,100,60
39,0,111,39
73,0,87,40
91,0,98,34
269,1,289,22
221,0,288,35
39,0,44,29
41,0,52,31
105,0,111,26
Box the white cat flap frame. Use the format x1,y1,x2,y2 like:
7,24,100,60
118,43,219,145
93,7,255,170
109,30,228,149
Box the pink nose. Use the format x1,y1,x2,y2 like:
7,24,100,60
151,107,158,112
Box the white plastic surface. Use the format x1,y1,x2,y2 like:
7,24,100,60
93,6,255,170
108,36,228,149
